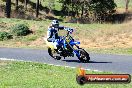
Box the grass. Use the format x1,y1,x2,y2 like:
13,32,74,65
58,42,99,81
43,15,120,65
0,18,132,54
87,48,132,55
114,0,132,9
30,0,62,11
0,60,132,88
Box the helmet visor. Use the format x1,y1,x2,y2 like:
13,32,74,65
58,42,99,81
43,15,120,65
53,24,59,28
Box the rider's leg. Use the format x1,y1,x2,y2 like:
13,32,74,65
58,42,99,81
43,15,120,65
53,41,58,49
53,40,62,53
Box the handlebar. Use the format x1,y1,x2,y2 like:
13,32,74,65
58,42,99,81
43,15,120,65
64,27,74,34
52,27,74,42
64,27,73,38
62,30,73,41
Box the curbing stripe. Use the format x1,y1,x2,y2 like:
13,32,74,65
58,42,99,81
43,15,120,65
0,58,102,72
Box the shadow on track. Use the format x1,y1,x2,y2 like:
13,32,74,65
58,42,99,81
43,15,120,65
62,60,112,63
89,61,112,63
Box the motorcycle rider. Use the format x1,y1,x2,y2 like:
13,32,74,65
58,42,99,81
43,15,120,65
47,20,73,51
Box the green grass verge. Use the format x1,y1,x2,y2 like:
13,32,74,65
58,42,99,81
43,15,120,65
87,48,132,55
114,0,132,9
0,18,132,55
0,60,132,88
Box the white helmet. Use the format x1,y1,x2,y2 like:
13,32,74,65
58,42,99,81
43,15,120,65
51,20,59,28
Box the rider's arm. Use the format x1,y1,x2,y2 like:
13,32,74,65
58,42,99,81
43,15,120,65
47,28,51,38
58,26,64,30
47,28,54,42
58,26,73,31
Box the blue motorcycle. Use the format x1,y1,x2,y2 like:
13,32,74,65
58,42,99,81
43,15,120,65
46,28,90,63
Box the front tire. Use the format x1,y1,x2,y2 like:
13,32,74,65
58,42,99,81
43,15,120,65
77,49,90,63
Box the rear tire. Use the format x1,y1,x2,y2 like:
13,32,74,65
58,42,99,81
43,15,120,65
54,56,61,60
48,48,61,60
77,49,90,63
48,48,53,57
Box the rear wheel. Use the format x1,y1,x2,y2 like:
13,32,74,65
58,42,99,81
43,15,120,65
54,56,61,60
48,48,53,57
48,48,61,60
77,49,90,63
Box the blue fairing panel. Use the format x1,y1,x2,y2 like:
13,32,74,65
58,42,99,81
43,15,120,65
70,41,80,45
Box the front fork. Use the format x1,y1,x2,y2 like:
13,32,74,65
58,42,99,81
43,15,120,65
66,43,80,57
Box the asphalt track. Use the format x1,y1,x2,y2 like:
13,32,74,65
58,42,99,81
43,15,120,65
0,47,132,74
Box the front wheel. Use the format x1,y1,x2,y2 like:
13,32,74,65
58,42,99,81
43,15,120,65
77,49,90,63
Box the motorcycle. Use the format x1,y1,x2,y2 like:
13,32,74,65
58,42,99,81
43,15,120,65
45,27,90,63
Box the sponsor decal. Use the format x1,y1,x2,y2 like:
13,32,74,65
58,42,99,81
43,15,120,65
76,67,131,85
